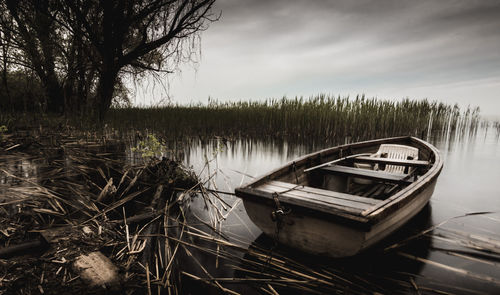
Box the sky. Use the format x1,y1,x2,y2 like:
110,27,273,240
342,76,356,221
135,0,500,117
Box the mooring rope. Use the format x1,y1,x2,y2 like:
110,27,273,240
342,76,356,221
292,162,299,184
260,185,300,272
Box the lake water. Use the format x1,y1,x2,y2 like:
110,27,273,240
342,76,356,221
179,125,500,294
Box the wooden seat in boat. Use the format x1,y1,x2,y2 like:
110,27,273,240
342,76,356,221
320,165,413,184
350,144,419,185
352,156,429,167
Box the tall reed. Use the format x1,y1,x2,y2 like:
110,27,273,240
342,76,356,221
107,94,481,144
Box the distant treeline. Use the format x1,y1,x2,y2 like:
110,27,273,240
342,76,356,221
0,71,45,112
106,95,481,143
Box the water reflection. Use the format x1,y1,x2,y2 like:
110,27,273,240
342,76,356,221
0,141,127,218
179,123,500,294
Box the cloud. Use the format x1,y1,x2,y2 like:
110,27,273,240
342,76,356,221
150,0,500,115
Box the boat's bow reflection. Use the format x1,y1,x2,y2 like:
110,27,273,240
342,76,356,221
178,194,434,294
233,204,434,293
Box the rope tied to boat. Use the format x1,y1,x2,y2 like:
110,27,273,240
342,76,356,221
270,183,299,225
261,185,300,272
292,161,299,184
271,191,291,224
270,186,296,238
260,190,294,272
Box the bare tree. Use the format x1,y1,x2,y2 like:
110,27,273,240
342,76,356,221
3,0,217,120
4,0,67,114
0,5,14,111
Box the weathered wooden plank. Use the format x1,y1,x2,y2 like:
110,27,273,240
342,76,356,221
353,156,430,167
362,184,384,198
237,186,372,223
267,180,379,205
371,184,388,198
260,183,373,211
257,183,366,214
257,181,379,213
320,165,412,184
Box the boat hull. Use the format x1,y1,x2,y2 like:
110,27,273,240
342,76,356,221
236,136,443,258
242,178,437,258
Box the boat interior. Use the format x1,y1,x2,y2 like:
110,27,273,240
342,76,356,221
253,141,434,215
306,144,430,200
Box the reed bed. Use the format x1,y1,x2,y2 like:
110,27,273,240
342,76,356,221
107,95,481,144
0,133,202,294
493,121,500,137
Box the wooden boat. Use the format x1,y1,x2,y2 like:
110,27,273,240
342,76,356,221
235,136,443,258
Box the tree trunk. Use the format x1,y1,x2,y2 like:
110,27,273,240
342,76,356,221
1,65,12,112
1,40,13,112
43,73,65,114
95,69,118,122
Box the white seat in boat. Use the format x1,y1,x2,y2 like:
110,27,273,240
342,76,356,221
372,144,419,174
351,144,419,184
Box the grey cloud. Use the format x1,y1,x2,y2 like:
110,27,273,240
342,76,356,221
215,0,500,43
165,0,500,116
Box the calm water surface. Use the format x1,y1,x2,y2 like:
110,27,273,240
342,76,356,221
180,126,500,294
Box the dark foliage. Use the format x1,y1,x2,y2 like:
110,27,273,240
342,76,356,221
0,0,217,120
